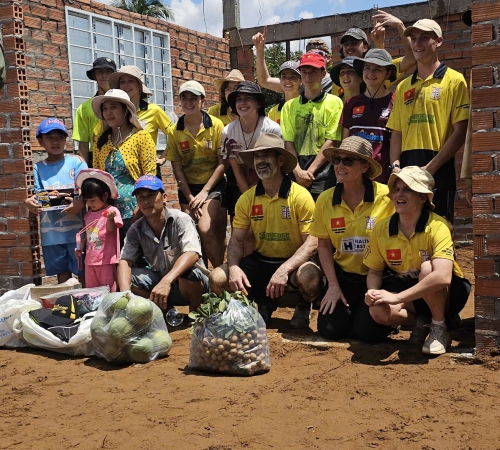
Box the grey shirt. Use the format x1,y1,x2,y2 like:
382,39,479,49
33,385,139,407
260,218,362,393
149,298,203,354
121,207,205,277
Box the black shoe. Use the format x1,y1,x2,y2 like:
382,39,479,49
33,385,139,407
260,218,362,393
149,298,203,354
446,313,462,330
290,300,311,329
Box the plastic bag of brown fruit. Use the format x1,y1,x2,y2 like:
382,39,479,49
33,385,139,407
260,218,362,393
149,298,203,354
188,291,271,376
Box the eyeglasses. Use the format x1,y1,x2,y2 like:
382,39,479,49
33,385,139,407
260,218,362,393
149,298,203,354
331,155,362,166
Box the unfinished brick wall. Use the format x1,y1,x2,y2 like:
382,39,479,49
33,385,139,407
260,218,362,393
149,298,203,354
471,1,500,349
236,8,473,243
0,0,230,293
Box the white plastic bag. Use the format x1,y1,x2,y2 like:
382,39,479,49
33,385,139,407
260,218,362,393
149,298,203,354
0,284,41,348
21,311,95,356
91,291,172,364
40,286,109,312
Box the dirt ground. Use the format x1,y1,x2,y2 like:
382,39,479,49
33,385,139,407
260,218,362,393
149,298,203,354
1,247,500,450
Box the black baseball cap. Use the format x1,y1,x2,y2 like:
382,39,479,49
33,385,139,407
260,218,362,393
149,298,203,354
87,57,117,81
227,81,266,116
30,295,84,327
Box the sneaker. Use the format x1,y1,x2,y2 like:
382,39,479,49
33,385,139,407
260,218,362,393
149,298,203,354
422,323,450,355
408,316,431,345
289,300,312,329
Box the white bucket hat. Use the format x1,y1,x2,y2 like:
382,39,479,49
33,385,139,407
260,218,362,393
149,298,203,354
388,166,435,210
91,89,143,131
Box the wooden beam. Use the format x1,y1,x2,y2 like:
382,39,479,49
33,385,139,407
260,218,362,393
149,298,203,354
222,0,240,35
229,0,471,47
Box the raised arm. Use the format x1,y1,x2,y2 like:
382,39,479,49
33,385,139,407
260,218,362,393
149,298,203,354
252,26,283,93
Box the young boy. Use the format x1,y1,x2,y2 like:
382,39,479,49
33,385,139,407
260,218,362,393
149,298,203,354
25,118,88,283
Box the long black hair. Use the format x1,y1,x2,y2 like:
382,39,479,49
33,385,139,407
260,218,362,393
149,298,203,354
96,102,130,150
81,178,115,206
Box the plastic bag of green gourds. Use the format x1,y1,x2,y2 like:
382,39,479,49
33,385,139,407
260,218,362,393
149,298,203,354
90,291,172,364
188,291,271,376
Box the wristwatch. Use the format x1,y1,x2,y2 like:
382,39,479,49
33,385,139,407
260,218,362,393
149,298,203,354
388,163,400,171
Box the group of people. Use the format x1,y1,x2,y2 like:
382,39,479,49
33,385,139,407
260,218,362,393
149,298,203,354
26,10,473,356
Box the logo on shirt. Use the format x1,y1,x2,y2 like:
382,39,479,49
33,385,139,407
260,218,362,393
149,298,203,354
330,217,346,234
281,206,291,219
355,130,384,143
341,236,369,253
69,169,75,180
205,140,213,150
386,248,402,266
380,108,391,118
180,141,190,154
431,87,441,100
420,249,430,262
352,106,365,118
404,88,416,105
251,204,264,221
365,216,376,230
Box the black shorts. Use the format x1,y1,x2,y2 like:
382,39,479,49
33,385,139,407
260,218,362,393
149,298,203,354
382,271,471,318
178,178,226,206
432,188,455,222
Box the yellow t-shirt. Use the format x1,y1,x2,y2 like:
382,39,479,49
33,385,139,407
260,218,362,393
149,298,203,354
310,179,394,275
233,176,315,259
363,209,464,279
92,129,157,180
166,112,224,185
267,102,284,125
386,63,469,189
207,103,235,126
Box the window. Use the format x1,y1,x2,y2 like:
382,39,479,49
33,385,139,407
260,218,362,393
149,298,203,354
65,7,175,149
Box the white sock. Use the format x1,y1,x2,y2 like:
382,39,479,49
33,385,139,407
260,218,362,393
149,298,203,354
432,319,446,327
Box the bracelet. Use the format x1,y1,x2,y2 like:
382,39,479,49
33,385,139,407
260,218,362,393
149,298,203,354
388,163,400,171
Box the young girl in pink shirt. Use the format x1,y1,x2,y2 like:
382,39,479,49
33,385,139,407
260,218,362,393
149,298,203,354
75,169,123,291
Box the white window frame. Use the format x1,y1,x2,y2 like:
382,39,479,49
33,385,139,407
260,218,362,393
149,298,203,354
65,6,175,150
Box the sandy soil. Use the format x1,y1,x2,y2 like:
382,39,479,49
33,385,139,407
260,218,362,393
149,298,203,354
2,247,500,450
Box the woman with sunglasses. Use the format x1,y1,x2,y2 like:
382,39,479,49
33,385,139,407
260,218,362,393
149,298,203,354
309,136,394,343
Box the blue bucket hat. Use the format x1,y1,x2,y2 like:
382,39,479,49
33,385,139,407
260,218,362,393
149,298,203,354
36,118,68,138
132,175,165,196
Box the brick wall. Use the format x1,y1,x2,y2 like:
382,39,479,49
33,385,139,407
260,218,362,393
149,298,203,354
0,0,230,294
236,8,473,243
471,1,500,349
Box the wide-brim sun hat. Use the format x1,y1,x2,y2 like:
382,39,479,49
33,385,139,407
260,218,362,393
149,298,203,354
227,81,266,116
213,69,245,92
238,133,297,174
330,56,361,87
86,57,116,81
323,136,382,179
353,49,397,82
388,166,435,210
91,89,143,131
76,168,120,200
108,65,153,96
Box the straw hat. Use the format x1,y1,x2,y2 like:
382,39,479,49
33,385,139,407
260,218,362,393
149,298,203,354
91,89,143,131
323,136,382,179
213,69,245,92
76,169,120,199
238,133,297,174
387,166,435,210
108,65,152,96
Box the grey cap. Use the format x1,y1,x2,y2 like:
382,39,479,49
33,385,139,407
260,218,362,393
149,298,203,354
279,60,301,76
341,28,368,43
353,49,397,82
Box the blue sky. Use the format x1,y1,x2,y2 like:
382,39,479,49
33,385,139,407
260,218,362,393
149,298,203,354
167,0,417,38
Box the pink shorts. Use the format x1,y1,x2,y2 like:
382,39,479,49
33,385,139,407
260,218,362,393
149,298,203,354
85,264,117,292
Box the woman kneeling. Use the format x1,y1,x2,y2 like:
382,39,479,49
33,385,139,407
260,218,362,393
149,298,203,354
363,166,471,355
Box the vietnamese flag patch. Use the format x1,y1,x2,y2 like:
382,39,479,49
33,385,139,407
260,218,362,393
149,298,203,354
386,249,402,261
251,204,264,220
404,88,416,104
330,217,346,233
180,141,190,153
353,106,365,115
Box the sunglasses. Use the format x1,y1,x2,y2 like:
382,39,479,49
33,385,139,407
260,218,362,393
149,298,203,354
331,155,362,166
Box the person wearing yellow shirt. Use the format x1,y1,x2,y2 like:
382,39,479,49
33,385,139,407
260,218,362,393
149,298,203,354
207,69,245,125
310,136,394,342
210,134,323,328
166,81,225,269
387,19,469,221
364,167,471,355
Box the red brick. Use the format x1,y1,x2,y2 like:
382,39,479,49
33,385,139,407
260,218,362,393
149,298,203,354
31,5,47,17
473,197,493,215
472,45,500,65
2,205,22,217
24,15,42,29
475,259,495,278
485,238,500,255
475,317,500,335
475,236,485,258
6,189,28,202
11,247,36,261
471,111,493,131
472,175,500,194
475,334,497,349
472,88,500,109
43,45,60,57
50,33,67,46
0,263,20,276
472,3,500,22
472,132,500,151
472,23,493,44
476,279,500,298
474,217,500,235
0,129,24,143
49,8,64,21
0,235,16,247
472,154,494,173
7,219,31,233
